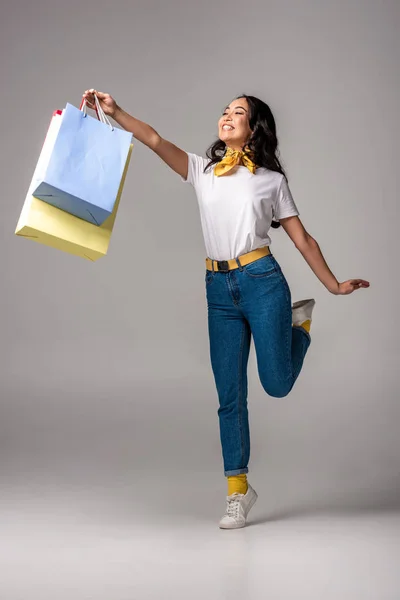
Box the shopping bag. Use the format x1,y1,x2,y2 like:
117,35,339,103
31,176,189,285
30,97,132,225
15,141,133,261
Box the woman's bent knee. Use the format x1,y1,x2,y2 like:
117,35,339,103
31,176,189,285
261,379,293,398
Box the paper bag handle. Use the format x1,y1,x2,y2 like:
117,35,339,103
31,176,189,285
79,95,114,131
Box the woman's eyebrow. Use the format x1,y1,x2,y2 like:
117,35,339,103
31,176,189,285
224,106,248,112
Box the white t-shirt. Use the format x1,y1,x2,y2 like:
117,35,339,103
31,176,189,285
181,152,299,261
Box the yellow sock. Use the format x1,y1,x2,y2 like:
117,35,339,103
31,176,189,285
294,319,311,333
227,474,248,496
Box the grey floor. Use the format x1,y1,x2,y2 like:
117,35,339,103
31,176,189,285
1,383,399,599
1,480,399,599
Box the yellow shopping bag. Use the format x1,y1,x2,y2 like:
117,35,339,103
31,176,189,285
15,143,133,261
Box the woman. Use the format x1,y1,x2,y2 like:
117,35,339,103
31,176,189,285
82,89,370,529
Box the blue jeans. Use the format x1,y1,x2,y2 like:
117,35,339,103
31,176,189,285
205,251,311,476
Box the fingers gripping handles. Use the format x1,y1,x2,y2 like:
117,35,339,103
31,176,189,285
79,94,114,131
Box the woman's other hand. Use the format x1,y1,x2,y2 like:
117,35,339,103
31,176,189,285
335,279,370,295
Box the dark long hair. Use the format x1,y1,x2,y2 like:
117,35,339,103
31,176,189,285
205,94,287,229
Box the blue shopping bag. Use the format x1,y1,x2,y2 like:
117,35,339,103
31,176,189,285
31,100,132,226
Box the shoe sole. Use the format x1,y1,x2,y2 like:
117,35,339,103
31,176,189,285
219,490,258,529
292,298,315,310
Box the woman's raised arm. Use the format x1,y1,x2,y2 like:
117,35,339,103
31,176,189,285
82,89,189,179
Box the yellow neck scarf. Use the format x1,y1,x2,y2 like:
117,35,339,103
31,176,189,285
214,146,257,177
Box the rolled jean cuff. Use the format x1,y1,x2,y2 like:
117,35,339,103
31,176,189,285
292,325,311,343
224,467,249,477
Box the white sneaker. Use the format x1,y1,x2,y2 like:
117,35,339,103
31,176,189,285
292,298,316,327
219,484,258,529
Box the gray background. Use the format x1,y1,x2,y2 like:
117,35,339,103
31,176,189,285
1,0,399,598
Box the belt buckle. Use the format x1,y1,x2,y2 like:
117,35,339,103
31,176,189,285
217,260,230,272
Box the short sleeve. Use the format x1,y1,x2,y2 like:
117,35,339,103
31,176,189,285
180,152,208,186
273,176,300,220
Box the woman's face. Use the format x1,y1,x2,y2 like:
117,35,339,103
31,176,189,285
218,98,252,150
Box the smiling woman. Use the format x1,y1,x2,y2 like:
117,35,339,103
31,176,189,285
218,99,253,148
204,95,288,229
82,87,370,530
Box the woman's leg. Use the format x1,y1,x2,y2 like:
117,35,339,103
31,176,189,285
205,270,252,476
240,255,311,398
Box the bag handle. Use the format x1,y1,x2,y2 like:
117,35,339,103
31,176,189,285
79,97,98,118
79,95,114,131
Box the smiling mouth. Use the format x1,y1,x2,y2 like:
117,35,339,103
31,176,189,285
222,125,235,131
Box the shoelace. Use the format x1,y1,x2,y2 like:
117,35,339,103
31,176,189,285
226,493,243,518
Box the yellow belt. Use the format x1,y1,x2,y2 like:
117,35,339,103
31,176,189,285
205,246,271,272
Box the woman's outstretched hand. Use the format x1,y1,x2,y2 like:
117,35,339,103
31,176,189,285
335,279,370,295
82,89,118,119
